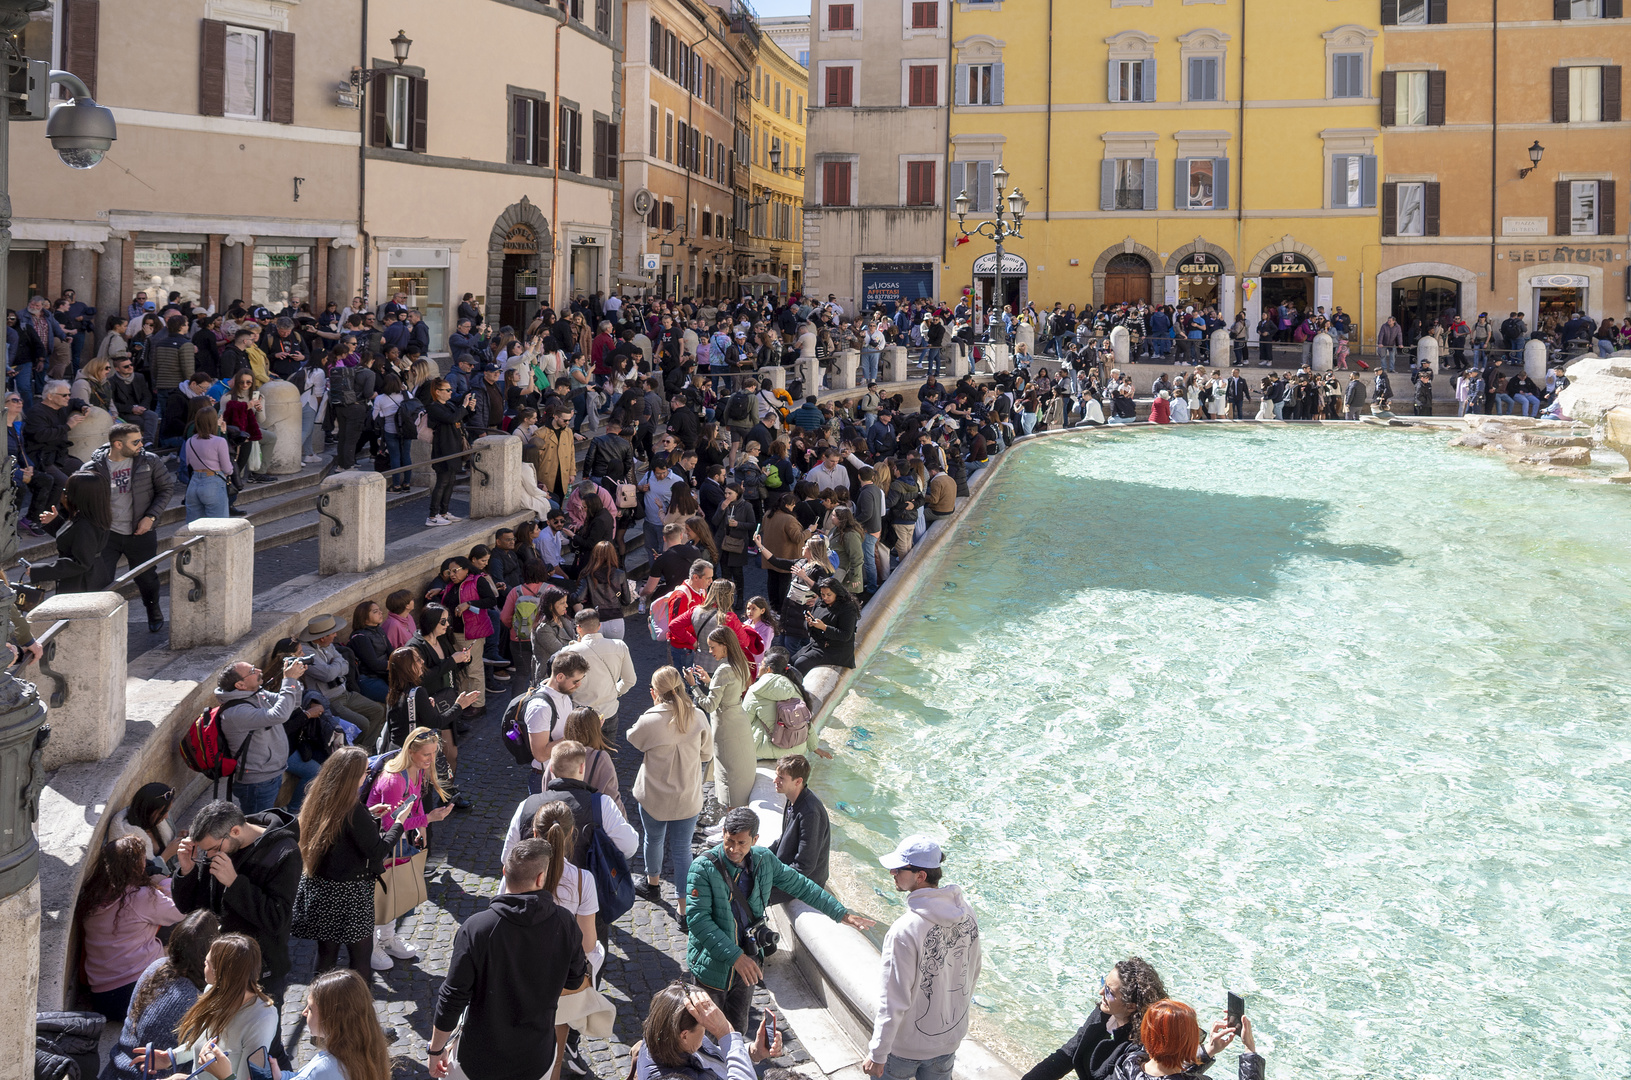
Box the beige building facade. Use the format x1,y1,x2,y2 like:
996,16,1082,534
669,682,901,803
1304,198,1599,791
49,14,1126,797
361,0,621,345
803,0,950,311
618,0,752,302
8,0,361,317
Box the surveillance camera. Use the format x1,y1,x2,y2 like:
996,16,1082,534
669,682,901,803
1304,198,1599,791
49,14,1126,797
45,96,117,170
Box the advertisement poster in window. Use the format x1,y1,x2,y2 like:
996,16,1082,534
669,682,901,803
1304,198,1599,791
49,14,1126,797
1187,160,1214,210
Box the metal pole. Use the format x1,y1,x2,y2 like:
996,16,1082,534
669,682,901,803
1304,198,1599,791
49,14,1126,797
995,231,1004,340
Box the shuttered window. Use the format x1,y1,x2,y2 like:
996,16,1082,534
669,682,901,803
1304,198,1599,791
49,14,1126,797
510,95,549,166
1383,182,1439,236
1329,154,1378,208
595,0,611,35
62,0,99,99
823,161,852,206
828,4,855,30
1556,65,1622,122
202,20,292,123
912,2,938,28
906,161,936,207
1558,180,1616,235
825,65,854,107
908,65,938,106
372,72,427,152
559,105,582,174
1332,53,1365,98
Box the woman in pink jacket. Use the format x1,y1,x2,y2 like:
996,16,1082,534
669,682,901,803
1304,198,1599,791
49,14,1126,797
76,834,184,1021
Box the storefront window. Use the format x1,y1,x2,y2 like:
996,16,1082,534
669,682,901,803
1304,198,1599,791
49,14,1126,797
570,245,603,300
387,266,447,349
133,243,205,306
252,246,311,312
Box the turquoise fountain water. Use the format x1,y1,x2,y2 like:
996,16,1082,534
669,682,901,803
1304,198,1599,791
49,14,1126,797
823,425,1631,1080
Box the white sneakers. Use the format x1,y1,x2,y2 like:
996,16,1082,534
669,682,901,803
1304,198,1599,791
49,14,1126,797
372,923,418,969
302,454,322,465
424,513,465,527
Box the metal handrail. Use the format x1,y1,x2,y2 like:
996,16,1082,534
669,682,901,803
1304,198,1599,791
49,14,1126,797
110,533,206,603
319,447,490,537
33,618,69,708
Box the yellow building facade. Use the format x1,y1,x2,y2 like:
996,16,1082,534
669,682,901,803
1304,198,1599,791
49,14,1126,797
746,36,808,296
946,0,1385,341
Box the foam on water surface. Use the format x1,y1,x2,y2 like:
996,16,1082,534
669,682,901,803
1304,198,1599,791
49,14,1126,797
824,426,1631,1079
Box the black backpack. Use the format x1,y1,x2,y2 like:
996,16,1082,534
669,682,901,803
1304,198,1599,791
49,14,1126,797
726,392,753,424
501,687,559,766
329,364,359,406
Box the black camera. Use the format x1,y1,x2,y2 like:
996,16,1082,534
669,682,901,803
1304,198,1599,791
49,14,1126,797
745,918,780,958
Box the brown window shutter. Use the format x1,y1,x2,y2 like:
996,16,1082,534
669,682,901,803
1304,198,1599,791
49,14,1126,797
62,0,100,99
1381,0,1398,23
513,97,529,163
1556,180,1572,235
1606,0,1624,17
536,99,550,165
1603,66,1622,122
1426,70,1446,125
1601,180,1616,235
410,77,428,153
199,19,227,117
1379,71,1396,126
607,123,618,181
1551,67,1570,122
1382,182,1398,235
266,31,295,124
1424,183,1441,235
1554,0,1571,17
369,71,388,147
1428,0,1447,21
593,118,607,178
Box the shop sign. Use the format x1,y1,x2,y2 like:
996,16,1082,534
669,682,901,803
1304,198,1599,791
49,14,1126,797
1531,274,1590,288
1502,217,1548,236
971,252,1028,276
1263,253,1314,274
575,235,602,247
1177,254,1223,276
1504,247,1615,264
503,224,538,255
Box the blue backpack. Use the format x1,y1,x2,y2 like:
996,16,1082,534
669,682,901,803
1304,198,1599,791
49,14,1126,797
584,794,636,922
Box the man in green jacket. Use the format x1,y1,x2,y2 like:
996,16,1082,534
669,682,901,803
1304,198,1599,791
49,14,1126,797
687,806,875,1032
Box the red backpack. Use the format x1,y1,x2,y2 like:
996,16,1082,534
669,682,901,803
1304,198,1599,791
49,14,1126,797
178,707,254,797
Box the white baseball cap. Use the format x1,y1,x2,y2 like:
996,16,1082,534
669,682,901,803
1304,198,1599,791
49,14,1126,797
879,835,944,871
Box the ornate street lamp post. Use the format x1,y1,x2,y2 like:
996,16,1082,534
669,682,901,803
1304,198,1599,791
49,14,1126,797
955,162,1027,332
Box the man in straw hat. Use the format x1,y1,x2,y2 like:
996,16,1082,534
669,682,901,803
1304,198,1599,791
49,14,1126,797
297,612,387,749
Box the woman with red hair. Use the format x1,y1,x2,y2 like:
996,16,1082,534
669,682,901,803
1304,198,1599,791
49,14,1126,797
1113,999,1262,1080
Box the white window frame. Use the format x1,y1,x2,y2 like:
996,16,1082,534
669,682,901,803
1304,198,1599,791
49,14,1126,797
816,153,861,207
1571,0,1604,17
819,0,864,42
1396,70,1428,126
954,34,1005,107
899,154,944,207
902,0,947,40
1105,30,1159,104
1323,25,1377,101
901,58,946,107
1396,181,1427,235
1571,180,1601,235
1183,158,1217,210
385,72,411,150
968,63,994,104
1321,127,1380,209
1397,0,1429,24
223,25,267,122
1569,66,1603,123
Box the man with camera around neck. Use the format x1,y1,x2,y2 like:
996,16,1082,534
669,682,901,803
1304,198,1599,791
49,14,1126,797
214,653,308,815
685,806,874,1035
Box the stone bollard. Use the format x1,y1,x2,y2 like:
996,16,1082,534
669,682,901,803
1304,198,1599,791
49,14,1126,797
1524,338,1548,382
833,349,859,391
410,438,433,489
1210,329,1232,368
1417,335,1440,372
987,344,1013,373
468,434,524,519
881,346,909,383
951,343,971,378
1110,326,1130,368
760,365,787,391
66,408,111,466
797,356,822,396
259,380,302,475
170,518,254,650
29,591,126,771
318,471,387,575
1312,332,1334,371
1016,323,1036,355
633,333,653,368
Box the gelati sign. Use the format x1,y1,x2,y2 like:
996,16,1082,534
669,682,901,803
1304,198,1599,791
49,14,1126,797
1177,254,1223,275
971,252,1028,276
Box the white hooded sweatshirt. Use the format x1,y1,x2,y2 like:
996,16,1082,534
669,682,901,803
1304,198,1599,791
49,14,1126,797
868,884,983,1064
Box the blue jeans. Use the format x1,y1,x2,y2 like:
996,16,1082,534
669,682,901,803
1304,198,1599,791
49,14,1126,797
862,532,879,593
923,348,941,378
301,404,317,458
235,775,284,816
1495,393,1514,414
1378,346,1397,372
861,349,880,382
645,520,663,561
637,805,699,883
285,752,322,812
883,1053,957,1080
13,362,34,412
185,473,231,522
386,430,413,487
358,674,389,703
1599,339,1614,358
1515,392,1541,416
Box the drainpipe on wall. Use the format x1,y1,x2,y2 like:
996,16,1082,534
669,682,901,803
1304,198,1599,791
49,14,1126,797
1235,0,1246,308
941,0,953,269
1044,0,1052,222
1489,0,1499,294
357,0,370,309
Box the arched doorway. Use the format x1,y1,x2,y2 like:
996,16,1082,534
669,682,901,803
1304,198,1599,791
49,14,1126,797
1391,275,1461,344
486,197,554,330
1104,253,1152,306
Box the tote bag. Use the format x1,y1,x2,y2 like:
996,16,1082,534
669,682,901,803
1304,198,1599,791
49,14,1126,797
374,837,428,923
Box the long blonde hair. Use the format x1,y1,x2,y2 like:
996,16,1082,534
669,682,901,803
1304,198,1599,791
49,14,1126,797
802,534,831,569
530,800,576,886
297,747,368,875
651,666,695,734
306,970,390,1080
383,726,449,801
700,579,736,614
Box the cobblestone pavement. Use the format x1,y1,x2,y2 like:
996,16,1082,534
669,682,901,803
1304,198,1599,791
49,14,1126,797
273,566,819,1080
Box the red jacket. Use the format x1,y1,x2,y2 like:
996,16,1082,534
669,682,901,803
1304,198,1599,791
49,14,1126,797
663,582,708,650
1150,396,1171,424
